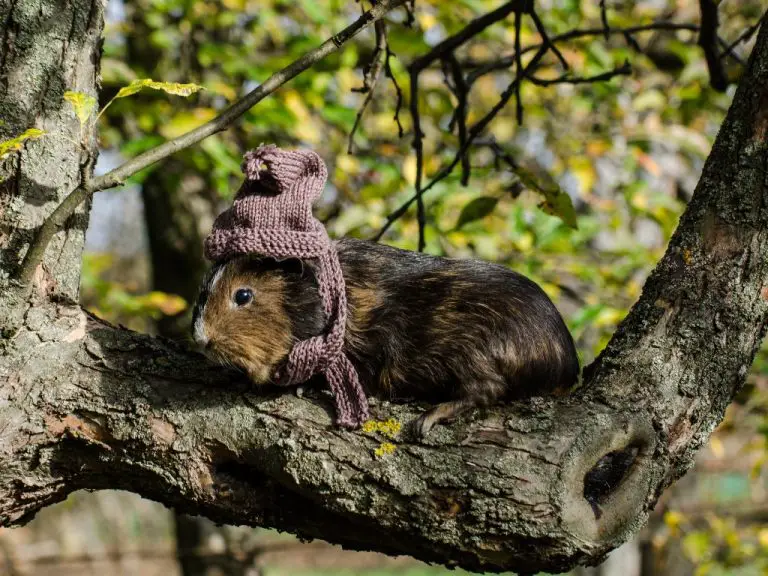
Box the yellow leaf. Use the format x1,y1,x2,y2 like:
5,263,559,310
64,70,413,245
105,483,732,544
708,435,725,459
115,78,204,99
64,91,97,127
159,108,217,139
0,128,46,159
403,155,417,186
336,154,360,175
594,307,623,328
664,510,686,534
417,12,437,30
631,193,649,211
758,528,768,548
569,157,596,195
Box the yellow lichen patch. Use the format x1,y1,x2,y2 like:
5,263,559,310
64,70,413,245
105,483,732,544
682,248,693,265
374,442,396,458
361,418,402,440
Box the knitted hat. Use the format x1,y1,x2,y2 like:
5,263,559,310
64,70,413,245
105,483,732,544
205,144,370,428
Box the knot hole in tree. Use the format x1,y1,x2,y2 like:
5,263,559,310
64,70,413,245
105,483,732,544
560,411,656,547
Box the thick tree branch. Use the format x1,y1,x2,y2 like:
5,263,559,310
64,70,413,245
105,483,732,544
16,0,406,287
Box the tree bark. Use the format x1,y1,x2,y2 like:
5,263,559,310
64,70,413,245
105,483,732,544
1,4,767,575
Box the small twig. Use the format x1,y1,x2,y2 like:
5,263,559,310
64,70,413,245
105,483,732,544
348,20,388,154
466,22,700,83
514,5,524,126
408,65,426,251
698,0,729,91
18,0,406,285
404,0,526,251
444,54,470,185
599,0,610,41
409,0,525,73
384,46,405,138
527,60,632,86
374,44,550,241
403,0,416,27
530,8,569,70
720,18,763,62
622,31,642,52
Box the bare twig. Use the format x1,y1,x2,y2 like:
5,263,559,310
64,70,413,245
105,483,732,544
385,47,405,137
698,0,729,91
409,0,526,73
348,20,388,153
374,44,550,241
599,0,610,41
408,65,426,251
403,0,415,27
404,0,527,250
528,60,632,86
514,5,524,126
18,0,406,285
467,22,699,83
444,55,470,185
530,9,569,70
720,17,764,62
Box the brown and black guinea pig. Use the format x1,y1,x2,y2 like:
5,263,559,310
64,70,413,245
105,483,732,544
191,238,579,436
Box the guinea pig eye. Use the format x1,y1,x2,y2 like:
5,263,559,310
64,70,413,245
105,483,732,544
233,288,253,307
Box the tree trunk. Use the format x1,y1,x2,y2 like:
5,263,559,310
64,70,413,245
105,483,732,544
0,0,102,318
1,3,767,575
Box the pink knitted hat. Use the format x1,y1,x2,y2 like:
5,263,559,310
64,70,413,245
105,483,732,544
204,144,370,428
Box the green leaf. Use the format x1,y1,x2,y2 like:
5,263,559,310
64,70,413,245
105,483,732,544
455,196,500,229
114,78,204,99
512,165,577,229
64,91,97,127
0,128,46,159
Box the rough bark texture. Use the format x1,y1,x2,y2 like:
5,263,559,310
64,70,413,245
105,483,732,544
0,3,767,575
0,0,101,306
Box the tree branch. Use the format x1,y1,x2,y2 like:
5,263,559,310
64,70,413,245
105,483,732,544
466,22,700,82
527,60,632,86
720,16,764,63
348,20,389,154
16,0,406,286
3,30,768,561
698,0,729,91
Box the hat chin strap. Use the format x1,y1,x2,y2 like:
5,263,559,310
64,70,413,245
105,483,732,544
273,246,370,428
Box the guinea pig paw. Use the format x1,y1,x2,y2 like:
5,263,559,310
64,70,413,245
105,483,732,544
408,413,436,440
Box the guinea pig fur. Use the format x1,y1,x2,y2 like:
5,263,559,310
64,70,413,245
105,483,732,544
192,238,579,436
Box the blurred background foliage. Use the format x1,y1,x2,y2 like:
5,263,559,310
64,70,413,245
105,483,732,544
1,0,767,575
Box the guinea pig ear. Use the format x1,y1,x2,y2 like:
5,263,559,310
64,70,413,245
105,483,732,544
274,257,305,276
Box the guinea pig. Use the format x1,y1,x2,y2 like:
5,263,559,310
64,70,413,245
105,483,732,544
192,237,579,436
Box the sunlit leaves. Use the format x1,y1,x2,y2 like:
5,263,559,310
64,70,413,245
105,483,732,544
99,79,205,120
115,78,204,99
0,128,45,159
80,253,187,329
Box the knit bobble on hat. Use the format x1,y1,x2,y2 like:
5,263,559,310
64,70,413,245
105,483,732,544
204,144,330,262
